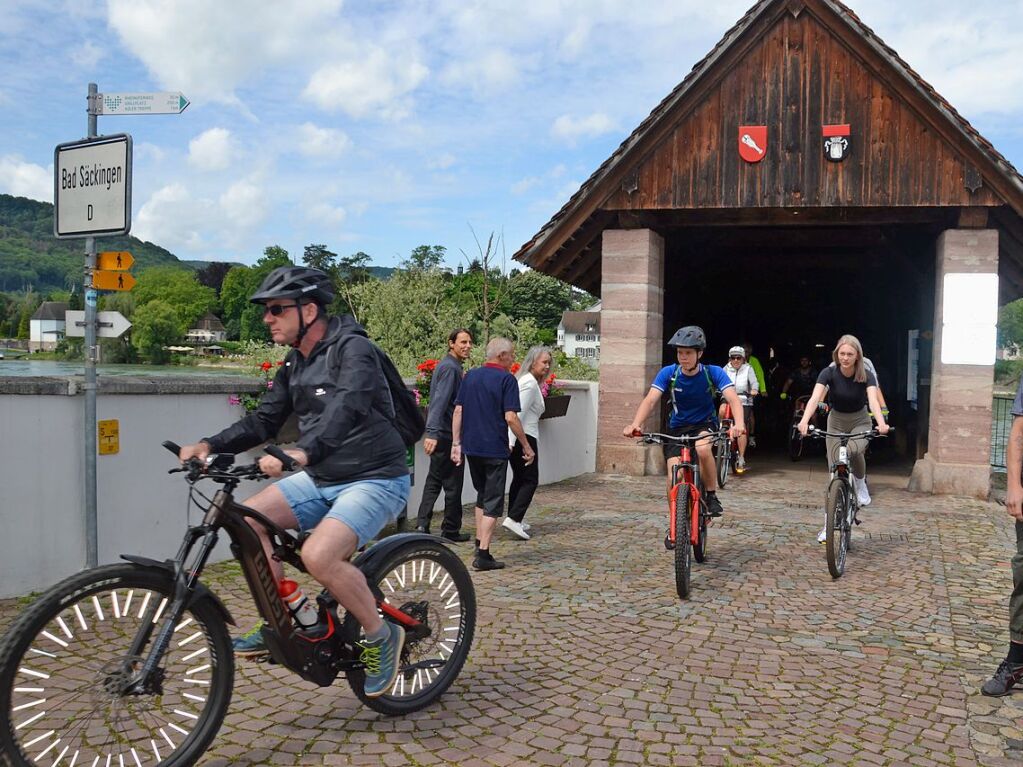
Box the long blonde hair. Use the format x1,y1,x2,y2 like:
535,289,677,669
832,334,866,383
518,345,552,380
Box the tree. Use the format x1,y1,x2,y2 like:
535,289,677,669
196,262,233,295
133,266,217,330
1000,299,1023,349
403,245,446,272
302,244,338,273
460,230,506,345
131,299,181,363
506,270,574,329
333,251,373,319
16,290,40,339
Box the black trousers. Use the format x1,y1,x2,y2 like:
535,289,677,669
415,437,466,535
508,435,539,523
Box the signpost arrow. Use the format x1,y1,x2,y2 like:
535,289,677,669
96,251,134,271
65,310,132,339
99,92,190,115
92,271,136,291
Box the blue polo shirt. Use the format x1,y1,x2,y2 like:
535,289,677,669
651,363,733,428
456,363,521,458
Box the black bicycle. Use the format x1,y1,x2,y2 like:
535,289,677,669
806,426,888,578
0,442,476,767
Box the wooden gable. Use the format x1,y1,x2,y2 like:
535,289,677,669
515,0,1023,295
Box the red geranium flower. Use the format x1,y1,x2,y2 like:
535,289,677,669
260,361,272,371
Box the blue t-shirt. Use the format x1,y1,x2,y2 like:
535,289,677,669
456,364,521,459
651,363,734,428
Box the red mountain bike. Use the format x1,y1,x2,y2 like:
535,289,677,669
715,404,739,487
633,429,724,599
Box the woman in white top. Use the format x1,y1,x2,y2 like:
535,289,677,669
718,345,759,473
503,346,551,540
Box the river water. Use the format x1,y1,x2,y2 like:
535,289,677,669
0,359,250,377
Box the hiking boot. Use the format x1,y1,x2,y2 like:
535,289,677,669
359,622,406,698
472,555,506,571
982,660,1023,697
501,517,530,540
705,493,724,518
232,622,268,657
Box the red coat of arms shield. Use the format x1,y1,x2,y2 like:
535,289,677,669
738,126,768,163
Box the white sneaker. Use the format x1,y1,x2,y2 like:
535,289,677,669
502,517,530,540
521,521,531,531
816,526,827,544
854,476,871,507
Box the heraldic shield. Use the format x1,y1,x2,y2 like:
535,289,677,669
823,124,851,162
738,126,767,163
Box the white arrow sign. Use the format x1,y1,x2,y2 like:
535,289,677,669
65,310,132,339
99,92,190,115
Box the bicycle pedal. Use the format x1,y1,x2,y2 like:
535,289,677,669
664,534,676,551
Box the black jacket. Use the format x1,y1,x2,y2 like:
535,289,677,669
205,315,408,484
424,353,463,441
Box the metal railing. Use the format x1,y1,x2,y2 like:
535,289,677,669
992,393,1015,470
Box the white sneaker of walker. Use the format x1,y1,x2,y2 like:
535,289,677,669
521,521,531,531
854,476,871,507
502,517,530,540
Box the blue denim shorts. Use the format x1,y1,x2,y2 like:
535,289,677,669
276,472,411,548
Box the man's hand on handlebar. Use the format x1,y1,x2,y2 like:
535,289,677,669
258,448,308,478
178,441,211,464
876,422,890,436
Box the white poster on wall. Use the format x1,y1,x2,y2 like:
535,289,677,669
940,273,998,366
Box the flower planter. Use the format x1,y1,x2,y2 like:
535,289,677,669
540,394,571,419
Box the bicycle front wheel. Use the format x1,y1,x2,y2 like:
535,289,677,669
344,541,475,715
716,440,729,488
674,491,693,599
825,479,850,578
0,564,234,767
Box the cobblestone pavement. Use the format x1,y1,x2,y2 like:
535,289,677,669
3,452,1023,766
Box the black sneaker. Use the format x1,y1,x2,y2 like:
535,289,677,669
441,531,471,543
982,660,1023,696
705,493,724,518
472,555,506,571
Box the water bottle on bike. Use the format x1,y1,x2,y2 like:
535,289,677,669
279,578,323,631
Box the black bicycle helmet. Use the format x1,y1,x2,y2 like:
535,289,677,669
249,266,336,307
667,325,706,350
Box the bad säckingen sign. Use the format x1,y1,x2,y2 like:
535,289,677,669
54,134,133,239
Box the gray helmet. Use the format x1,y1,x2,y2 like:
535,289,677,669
668,325,706,350
249,266,335,306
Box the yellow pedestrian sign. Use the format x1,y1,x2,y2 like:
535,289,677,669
92,270,136,291
98,419,119,455
97,251,134,271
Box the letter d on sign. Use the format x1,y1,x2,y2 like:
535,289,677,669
87,204,93,221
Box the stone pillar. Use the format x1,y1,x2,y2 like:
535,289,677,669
909,229,998,499
596,229,664,475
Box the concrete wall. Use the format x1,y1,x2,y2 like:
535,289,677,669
0,376,596,598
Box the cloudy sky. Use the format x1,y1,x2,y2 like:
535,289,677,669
3,0,1023,269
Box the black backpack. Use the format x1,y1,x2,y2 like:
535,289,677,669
375,346,425,448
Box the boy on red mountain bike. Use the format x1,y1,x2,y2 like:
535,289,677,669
623,326,746,521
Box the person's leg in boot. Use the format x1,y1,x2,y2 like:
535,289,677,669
504,436,537,540
984,520,1023,696
473,458,508,570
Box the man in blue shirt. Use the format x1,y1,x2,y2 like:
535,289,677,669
451,337,533,571
624,326,745,523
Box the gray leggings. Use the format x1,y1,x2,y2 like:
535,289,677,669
826,408,871,479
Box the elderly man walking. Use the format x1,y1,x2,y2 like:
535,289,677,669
451,337,534,571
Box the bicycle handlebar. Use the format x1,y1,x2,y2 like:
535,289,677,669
805,425,892,440
631,429,727,445
162,439,285,482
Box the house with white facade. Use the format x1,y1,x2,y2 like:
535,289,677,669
186,313,227,345
557,302,601,365
29,302,68,352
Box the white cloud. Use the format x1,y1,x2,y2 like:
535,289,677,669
107,0,343,102
551,113,617,144
427,153,457,170
70,40,104,69
307,202,347,226
0,156,51,202
188,128,236,171
218,179,267,231
304,45,429,119
296,123,352,158
133,184,210,250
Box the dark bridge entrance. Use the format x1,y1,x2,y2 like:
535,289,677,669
515,0,1023,498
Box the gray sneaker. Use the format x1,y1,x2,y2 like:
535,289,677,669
982,660,1023,697
358,622,405,698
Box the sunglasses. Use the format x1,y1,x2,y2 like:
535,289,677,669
264,303,300,317
729,355,744,359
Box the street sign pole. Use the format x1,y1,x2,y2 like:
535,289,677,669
84,82,99,567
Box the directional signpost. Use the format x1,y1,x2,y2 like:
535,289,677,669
54,82,188,568
99,92,189,115
65,310,132,339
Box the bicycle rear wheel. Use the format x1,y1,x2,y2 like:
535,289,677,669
344,541,475,715
825,479,850,578
674,490,693,599
693,496,709,563
0,564,234,767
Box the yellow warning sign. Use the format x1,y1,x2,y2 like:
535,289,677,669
92,271,136,291
98,419,119,455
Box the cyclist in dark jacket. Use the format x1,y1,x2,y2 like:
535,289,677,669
178,266,408,698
